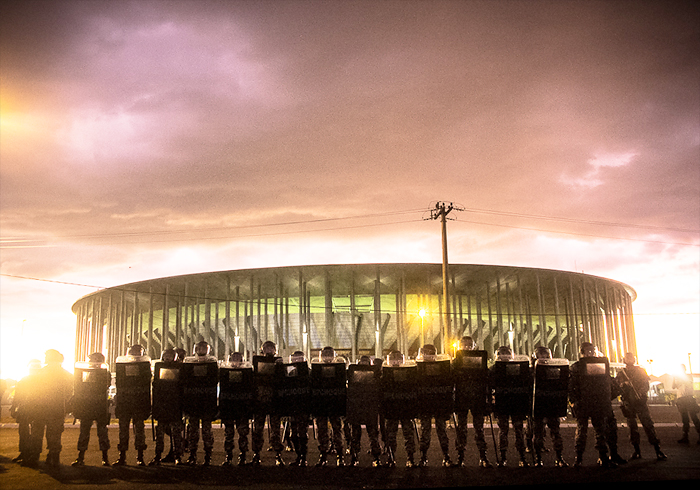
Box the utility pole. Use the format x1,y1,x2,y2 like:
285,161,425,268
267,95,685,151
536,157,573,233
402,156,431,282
428,201,462,353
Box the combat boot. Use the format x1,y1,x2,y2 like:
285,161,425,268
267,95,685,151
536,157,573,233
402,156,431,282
203,451,212,467
610,450,627,465
349,451,359,466
406,453,417,468
336,454,344,467
371,456,383,467
275,452,285,466
136,449,146,466
498,450,507,467
291,453,307,466
315,452,328,467
238,452,247,466
554,451,568,467
654,445,667,461
518,452,530,467
71,451,86,467
250,452,261,466
186,452,197,466
533,451,543,467
597,452,617,469
630,444,642,460
113,451,127,466
385,450,396,468
46,452,60,467
573,452,584,468
678,433,690,444
418,450,428,467
148,453,162,466
456,451,465,467
101,450,110,467
221,452,234,466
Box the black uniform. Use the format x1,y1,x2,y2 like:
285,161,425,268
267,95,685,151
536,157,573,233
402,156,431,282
31,361,73,466
490,355,531,466
381,360,417,466
616,363,663,458
311,359,347,463
11,368,40,465
278,360,311,464
219,362,254,463
181,354,219,463
151,359,184,462
530,358,569,465
251,354,284,458
114,355,152,461
569,356,613,465
346,363,382,465
416,355,454,464
73,362,112,455
453,349,491,465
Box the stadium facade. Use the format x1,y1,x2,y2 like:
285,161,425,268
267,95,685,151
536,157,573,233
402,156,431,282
71,263,637,369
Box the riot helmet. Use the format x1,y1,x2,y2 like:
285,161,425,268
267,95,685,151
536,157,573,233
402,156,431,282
358,355,372,366
194,340,211,356
417,344,437,361
320,346,336,363
388,350,404,367
459,336,477,351
579,342,597,358
290,350,306,363
229,351,244,366
496,345,513,361
27,359,42,374
128,344,144,357
45,349,64,364
533,346,552,360
88,352,106,366
261,340,277,357
175,347,187,363
161,348,177,363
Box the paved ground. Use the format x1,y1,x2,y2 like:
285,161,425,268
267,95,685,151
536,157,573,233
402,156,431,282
1,404,699,489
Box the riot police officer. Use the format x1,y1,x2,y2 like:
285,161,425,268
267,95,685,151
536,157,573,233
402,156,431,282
453,336,492,467
251,340,285,466
381,350,417,468
150,348,184,466
10,359,41,465
569,342,620,468
346,355,382,467
220,352,253,466
71,352,112,467
182,340,219,466
616,353,666,461
29,349,73,467
529,346,569,467
312,346,346,466
283,350,312,466
416,344,454,467
490,345,530,467
114,345,151,466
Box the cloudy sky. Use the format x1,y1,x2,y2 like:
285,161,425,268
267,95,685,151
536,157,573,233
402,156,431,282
1,0,698,380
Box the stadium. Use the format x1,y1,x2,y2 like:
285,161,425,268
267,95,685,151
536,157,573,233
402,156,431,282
71,263,637,369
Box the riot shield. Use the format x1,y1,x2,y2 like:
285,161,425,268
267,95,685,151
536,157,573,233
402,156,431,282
114,355,152,419
310,360,347,418
452,350,489,413
219,363,255,421
253,355,283,415
152,360,183,422
575,356,612,417
181,356,219,419
345,363,381,425
380,360,418,419
491,354,532,417
277,360,311,417
73,361,111,421
416,355,454,417
532,358,570,418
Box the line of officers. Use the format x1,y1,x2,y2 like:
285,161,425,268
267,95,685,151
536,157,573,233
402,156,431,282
12,337,667,470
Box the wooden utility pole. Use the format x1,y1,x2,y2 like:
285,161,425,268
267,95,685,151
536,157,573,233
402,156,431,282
428,201,462,353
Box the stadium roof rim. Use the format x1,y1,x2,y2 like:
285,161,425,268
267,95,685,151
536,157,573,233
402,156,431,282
72,263,637,311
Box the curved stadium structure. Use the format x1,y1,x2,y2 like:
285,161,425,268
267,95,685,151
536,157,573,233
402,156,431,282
72,263,637,369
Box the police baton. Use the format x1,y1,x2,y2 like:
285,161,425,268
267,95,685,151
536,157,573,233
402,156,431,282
412,419,420,444
488,412,499,466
